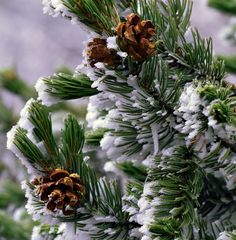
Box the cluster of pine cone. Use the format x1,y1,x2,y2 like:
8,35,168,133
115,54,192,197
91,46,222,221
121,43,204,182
86,13,156,67
32,169,84,215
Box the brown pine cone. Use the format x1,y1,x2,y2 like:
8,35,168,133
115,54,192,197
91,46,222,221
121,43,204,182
87,38,122,67
32,169,84,215
116,13,156,61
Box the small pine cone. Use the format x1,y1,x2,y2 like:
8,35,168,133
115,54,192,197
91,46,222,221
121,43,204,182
116,13,156,61
32,169,85,214
87,38,122,67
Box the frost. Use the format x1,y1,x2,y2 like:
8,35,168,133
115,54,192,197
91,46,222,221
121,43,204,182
107,36,118,50
35,77,59,106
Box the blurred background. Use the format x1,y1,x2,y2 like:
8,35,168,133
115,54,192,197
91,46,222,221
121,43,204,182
0,0,87,84
0,0,236,239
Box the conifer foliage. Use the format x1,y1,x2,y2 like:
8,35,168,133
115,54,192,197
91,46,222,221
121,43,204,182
7,0,236,239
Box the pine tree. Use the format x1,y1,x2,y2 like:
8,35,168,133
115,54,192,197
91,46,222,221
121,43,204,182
6,0,236,239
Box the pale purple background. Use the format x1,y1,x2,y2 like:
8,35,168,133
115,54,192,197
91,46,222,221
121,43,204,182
0,0,87,84
0,0,236,85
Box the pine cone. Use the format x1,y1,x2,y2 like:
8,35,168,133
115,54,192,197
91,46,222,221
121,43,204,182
116,13,156,61
87,38,122,67
32,169,84,215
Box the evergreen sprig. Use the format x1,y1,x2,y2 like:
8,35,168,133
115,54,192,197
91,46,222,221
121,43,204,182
148,146,204,239
13,127,47,172
10,101,137,239
61,115,85,172
121,0,225,99
63,0,120,35
41,73,98,101
12,101,83,173
28,101,60,164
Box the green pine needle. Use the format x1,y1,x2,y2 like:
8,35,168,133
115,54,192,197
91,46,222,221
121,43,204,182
43,73,99,100
63,0,120,35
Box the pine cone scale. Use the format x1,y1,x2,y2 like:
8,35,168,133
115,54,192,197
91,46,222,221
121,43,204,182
124,26,138,44
50,169,69,181
46,200,57,212
116,23,125,37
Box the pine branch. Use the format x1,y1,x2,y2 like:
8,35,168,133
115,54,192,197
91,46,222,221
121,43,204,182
13,127,48,173
28,101,61,168
99,61,179,161
9,101,138,239
9,101,79,173
109,1,227,147
62,0,120,35
147,146,204,239
0,68,87,119
61,115,85,172
36,73,98,105
129,0,225,84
